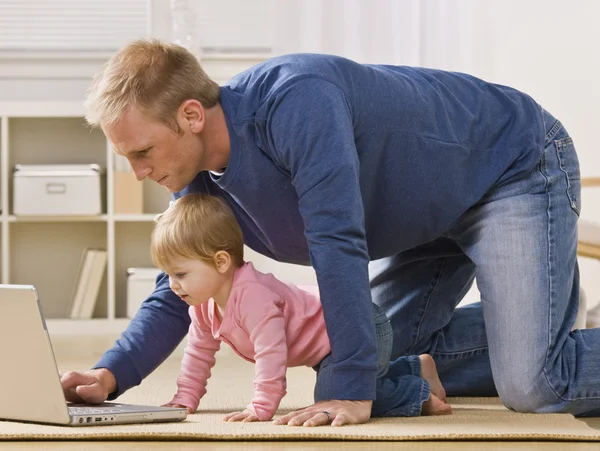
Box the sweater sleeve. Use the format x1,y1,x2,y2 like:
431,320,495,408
237,288,288,421
265,78,377,401
93,271,191,399
169,306,221,411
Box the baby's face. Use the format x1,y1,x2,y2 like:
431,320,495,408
166,257,222,306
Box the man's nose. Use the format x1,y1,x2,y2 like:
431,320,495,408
130,161,151,181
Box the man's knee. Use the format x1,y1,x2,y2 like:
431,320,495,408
495,372,566,413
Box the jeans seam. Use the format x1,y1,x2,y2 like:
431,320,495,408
408,258,446,354
544,119,563,146
433,346,489,359
536,147,564,403
541,152,600,402
408,354,421,376
555,138,580,216
416,379,430,415
540,146,578,404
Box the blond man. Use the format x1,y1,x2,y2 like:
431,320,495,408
61,39,598,425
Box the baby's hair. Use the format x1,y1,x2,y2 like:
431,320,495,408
151,193,244,272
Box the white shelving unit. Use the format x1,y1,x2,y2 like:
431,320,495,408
0,52,270,336
0,101,171,335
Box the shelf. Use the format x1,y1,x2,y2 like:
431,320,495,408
8,214,108,223
0,54,265,334
0,101,85,117
113,214,158,222
0,50,115,60
6,214,162,223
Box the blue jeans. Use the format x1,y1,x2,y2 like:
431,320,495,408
314,304,430,417
370,109,600,416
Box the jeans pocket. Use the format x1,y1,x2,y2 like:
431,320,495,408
555,136,581,216
373,303,393,377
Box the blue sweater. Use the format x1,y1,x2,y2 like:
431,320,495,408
96,54,546,401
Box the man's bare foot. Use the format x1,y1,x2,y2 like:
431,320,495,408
419,354,447,402
422,393,452,415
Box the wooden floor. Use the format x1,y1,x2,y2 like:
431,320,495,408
2,334,598,450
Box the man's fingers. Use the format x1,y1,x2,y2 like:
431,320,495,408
60,371,91,403
272,407,310,425
303,411,331,427
59,370,112,405
63,389,84,403
330,412,346,427
273,407,325,426
272,414,292,425
274,400,371,427
60,371,90,389
75,384,104,404
286,411,317,427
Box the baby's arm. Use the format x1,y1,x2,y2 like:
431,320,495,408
165,307,221,413
225,295,288,422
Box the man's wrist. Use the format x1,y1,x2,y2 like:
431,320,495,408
88,368,117,395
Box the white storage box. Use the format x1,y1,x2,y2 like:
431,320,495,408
13,164,104,216
127,267,163,318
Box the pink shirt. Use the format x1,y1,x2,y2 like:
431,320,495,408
169,262,331,420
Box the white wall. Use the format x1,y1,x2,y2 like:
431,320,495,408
1,0,598,302
455,0,600,310
441,0,600,309
271,0,600,307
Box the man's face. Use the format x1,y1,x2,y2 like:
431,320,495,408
103,107,203,193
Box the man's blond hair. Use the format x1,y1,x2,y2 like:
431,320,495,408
85,39,220,132
151,193,244,272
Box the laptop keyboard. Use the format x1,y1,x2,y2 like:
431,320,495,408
68,405,128,415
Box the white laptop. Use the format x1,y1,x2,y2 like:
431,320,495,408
0,284,187,426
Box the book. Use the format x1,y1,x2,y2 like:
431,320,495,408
69,248,107,319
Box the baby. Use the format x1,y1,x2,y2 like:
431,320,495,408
151,193,451,423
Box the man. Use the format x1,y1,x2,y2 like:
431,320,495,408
61,38,600,426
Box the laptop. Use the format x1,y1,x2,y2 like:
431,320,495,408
0,284,187,426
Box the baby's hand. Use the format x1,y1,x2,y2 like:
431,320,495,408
223,409,260,422
162,402,195,415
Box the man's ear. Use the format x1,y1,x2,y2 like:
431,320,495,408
214,251,232,274
179,99,205,133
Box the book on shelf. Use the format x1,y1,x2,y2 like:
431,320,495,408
68,248,107,319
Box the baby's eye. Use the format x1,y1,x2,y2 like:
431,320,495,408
174,273,186,279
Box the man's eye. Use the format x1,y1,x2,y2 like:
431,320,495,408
137,147,152,157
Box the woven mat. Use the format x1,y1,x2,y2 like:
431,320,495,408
1,350,599,441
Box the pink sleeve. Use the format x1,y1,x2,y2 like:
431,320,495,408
237,289,288,421
169,306,221,412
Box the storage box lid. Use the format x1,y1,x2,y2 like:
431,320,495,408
13,164,104,177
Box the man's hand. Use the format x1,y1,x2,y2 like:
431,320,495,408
60,368,117,404
273,400,372,427
223,409,259,423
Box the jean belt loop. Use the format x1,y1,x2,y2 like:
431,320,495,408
542,109,563,146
